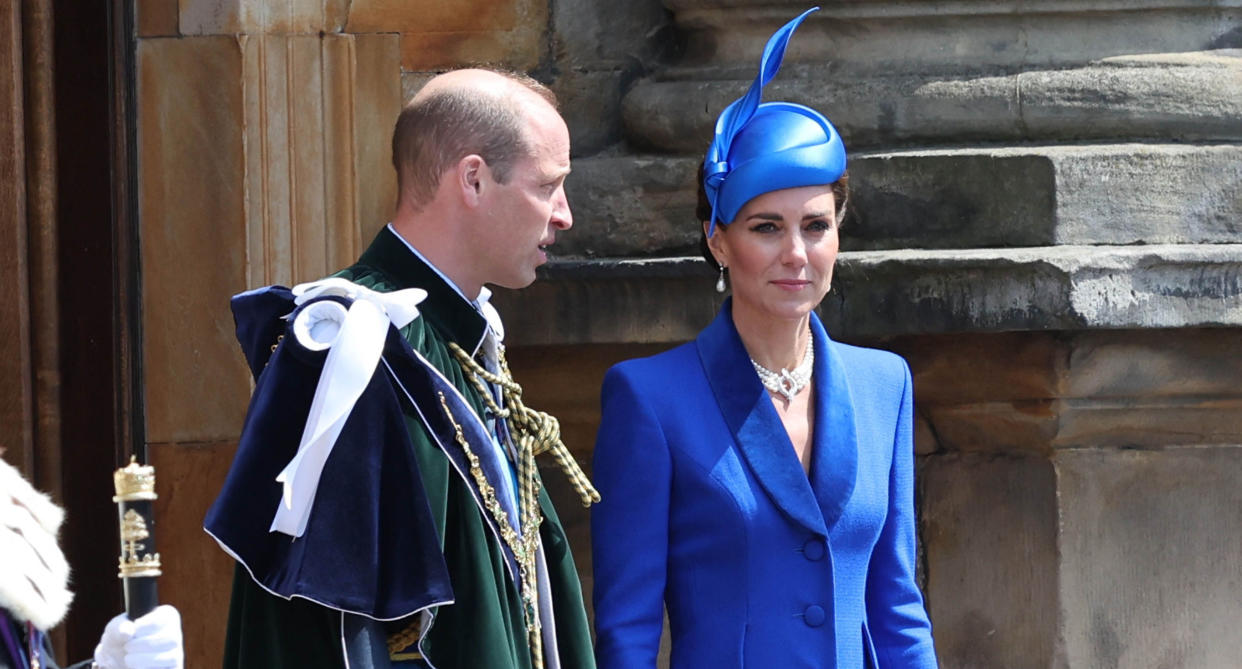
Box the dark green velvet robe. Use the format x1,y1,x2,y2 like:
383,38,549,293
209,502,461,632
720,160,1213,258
221,227,594,669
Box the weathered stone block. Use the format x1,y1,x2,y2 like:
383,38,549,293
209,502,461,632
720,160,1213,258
920,401,1061,456
239,32,400,288
921,453,1059,669
138,36,251,444
553,70,628,157
552,0,672,66
491,258,720,346
1066,329,1242,399
401,30,545,73
824,245,1242,336
891,333,1067,406
1056,447,1242,668
845,151,1058,250
493,246,1242,347
1020,52,1242,142
622,54,1242,151
136,0,179,37
886,333,1070,455
324,34,402,262
346,0,519,33
1053,144,1242,247
180,0,349,35
150,440,238,669
884,330,1242,455
559,155,700,257
661,1,1242,76
287,36,329,278
561,145,1242,256
1053,331,1242,449
854,144,1242,249
346,0,546,71
921,446,1242,669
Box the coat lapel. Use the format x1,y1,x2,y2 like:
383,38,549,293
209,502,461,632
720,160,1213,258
696,301,827,536
807,314,858,530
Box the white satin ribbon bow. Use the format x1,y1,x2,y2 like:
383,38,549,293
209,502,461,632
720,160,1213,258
270,277,428,537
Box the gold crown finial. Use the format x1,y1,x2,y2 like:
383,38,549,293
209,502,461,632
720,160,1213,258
113,456,157,502
117,508,162,578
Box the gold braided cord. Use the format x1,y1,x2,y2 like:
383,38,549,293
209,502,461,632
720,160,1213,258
387,618,423,657
435,341,600,668
437,393,544,669
447,342,601,507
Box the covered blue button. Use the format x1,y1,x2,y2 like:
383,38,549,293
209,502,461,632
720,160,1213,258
804,604,826,627
803,537,826,561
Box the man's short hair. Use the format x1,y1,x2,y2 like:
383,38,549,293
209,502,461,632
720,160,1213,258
392,70,558,210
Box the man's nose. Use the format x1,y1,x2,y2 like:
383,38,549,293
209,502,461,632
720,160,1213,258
550,186,572,230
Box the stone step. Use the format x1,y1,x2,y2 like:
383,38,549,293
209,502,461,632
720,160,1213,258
623,52,1242,152
825,243,1242,337
661,1,1242,77
491,245,1242,345
560,143,1242,256
849,142,1242,250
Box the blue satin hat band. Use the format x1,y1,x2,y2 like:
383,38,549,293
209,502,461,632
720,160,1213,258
702,6,847,235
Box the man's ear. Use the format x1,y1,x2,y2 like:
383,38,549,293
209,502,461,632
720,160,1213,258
457,154,487,208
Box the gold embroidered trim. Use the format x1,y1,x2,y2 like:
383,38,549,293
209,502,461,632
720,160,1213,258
437,392,545,669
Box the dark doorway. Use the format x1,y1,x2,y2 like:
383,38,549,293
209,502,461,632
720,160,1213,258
51,0,140,660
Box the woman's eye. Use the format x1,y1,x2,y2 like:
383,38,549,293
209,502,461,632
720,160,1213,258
805,218,831,232
749,222,778,233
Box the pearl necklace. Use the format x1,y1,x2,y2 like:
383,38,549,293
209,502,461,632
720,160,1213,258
750,335,813,402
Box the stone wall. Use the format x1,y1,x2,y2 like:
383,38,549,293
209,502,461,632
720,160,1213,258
495,1,1242,668
131,0,1242,666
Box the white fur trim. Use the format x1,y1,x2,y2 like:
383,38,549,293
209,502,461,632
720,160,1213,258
0,459,73,629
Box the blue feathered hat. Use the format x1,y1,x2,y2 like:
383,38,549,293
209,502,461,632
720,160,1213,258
702,7,846,236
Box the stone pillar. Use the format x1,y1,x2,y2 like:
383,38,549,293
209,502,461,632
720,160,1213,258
493,1,1242,667
135,2,403,664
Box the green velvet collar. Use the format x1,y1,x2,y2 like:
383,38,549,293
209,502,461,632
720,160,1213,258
357,226,489,355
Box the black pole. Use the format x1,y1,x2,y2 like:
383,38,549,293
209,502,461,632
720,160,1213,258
113,457,160,619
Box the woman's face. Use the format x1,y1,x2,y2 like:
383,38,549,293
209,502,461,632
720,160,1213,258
706,184,839,323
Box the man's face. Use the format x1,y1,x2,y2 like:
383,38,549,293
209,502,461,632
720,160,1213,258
479,104,573,290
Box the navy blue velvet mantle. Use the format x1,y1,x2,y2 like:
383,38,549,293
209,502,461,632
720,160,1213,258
204,286,456,621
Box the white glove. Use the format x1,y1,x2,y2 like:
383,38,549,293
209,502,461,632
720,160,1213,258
93,605,184,669
93,612,131,669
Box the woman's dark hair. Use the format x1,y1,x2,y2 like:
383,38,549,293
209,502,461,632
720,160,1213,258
696,164,850,268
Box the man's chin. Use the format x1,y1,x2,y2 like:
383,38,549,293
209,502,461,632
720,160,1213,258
492,271,538,291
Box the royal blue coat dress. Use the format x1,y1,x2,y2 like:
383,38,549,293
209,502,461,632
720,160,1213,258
591,301,938,669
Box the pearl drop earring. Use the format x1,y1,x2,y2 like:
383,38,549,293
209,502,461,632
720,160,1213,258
716,265,727,293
